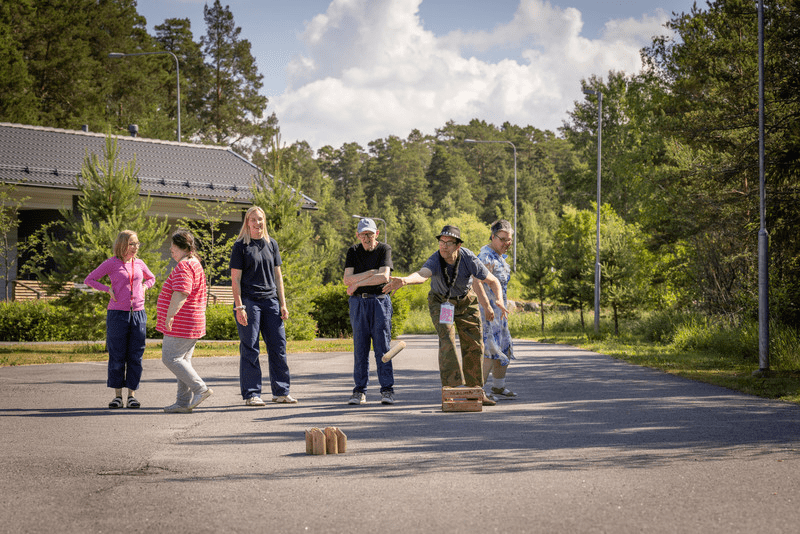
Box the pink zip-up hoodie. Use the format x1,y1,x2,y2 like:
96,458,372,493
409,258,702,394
85,257,156,311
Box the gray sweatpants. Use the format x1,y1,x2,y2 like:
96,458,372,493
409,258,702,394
161,335,206,406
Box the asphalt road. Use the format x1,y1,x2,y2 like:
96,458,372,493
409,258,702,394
1,335,798,533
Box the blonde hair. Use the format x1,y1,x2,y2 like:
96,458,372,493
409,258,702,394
113,230,138,260
237,206,267,245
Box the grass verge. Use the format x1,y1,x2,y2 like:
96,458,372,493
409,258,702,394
0,338,353,367
528,330,800,405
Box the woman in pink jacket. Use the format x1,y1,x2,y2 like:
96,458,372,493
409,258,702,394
85,230,156,409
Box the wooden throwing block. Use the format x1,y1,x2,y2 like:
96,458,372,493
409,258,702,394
306,427,347,455
305,427,326,455
441,386,483,412
324,427,339,454
332,427,347,453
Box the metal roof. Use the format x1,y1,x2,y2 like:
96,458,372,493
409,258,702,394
0,122,316,209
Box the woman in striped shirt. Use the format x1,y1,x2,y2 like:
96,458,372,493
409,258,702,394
157,229,213,413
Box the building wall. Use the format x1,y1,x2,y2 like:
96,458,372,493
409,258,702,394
2,185,248,299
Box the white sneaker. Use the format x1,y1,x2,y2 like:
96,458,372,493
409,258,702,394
246,396,266,406
189,388,214,409
348,392,366,405
380,391,395,405
163,403,192,413
272,395,298,404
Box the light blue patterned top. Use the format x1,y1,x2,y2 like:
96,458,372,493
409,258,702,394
478,244,514,360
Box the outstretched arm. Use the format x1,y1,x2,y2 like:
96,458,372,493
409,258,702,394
382,268,432,294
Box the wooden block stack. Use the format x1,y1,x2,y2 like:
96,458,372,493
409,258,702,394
305,427,347,455
441,386,483,412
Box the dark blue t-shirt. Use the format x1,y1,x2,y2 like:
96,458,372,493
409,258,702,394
230,237,282,300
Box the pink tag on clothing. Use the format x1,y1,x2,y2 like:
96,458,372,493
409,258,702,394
439,302,454,324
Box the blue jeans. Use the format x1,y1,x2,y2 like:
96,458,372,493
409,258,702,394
236,297,290,399
106,309,147,390
349,294,394,394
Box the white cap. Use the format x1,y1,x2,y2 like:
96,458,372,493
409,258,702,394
357,218,378,233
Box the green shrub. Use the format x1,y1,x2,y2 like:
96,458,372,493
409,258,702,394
0,301,90,341
672,316,758,361
633,309,700,343
205,301,317,341
205,303,238,340
403,307,435,334
771,321,800,371
310,284,351,338
403,282,430,310
284,299,317,341
389,289,411,337
310,283,412,339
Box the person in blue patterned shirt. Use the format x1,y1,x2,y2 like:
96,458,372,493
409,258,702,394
476,220,518,401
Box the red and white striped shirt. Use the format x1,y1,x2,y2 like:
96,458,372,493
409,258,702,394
156,259,207,339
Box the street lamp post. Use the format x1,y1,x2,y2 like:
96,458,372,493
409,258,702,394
464,139,517,271
583,89,602,334
108,51,181,142
352,214,387,244
756,0,769,373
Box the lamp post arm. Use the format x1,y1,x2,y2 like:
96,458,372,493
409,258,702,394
108,51,181,142
464,138,518,270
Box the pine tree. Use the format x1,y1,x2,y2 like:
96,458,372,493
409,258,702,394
518,205,556,333
23,136,169,293
200,0,271,152
250,139,320,340
154,17,209,140
0,0,37,123
0,184,30,300
177,199,238,296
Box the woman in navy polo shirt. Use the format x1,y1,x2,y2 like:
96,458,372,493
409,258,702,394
230,206,297,406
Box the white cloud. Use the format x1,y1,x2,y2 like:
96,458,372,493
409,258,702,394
271,0,671,150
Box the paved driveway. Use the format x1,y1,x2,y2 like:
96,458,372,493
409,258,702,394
1,335,798,533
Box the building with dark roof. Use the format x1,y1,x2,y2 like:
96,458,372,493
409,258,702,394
0,122,316,298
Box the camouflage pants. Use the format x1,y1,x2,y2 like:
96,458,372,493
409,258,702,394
428,291,485,387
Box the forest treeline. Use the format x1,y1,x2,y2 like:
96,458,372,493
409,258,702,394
1,0,798,331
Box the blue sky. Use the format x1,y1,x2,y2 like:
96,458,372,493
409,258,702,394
135,0,699,150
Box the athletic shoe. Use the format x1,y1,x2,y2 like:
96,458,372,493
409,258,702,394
189,387,214,409
163,403,192,413
380,391,395,405
348,392,366,405
246,396,267,406
272,395,298,404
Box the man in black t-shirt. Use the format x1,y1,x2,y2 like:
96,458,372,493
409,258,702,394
343,218,395,405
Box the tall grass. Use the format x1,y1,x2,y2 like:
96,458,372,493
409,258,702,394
395,283,800,373
403,307,435,334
